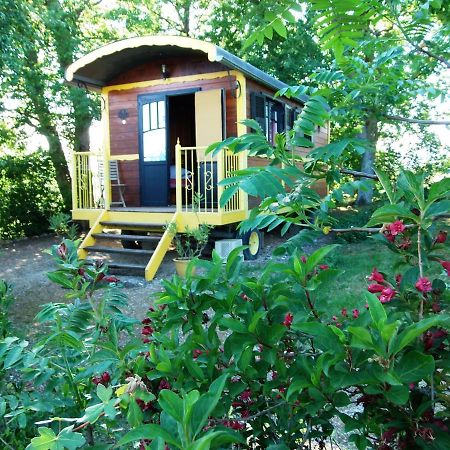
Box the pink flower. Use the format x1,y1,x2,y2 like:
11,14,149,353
415,277,432,293
101,372,111,383
319,264,329,270
193,349,202,359
440,261,450,276
341,308,348,317
379,287,396,303
283,312,293,328
368,283,384,293
435,231,447,244
397,237,411,250
388,220,406,236
352,309,360,319
368,268,385,283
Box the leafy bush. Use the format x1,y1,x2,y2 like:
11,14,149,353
0,151,64,239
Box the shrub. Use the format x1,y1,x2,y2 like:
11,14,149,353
0,151,64,239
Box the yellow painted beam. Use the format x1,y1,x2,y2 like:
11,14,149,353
144,212,178,281
109,154,139,161
103,71,240,93
72,208,103,224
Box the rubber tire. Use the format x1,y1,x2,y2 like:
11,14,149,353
121,230,143,250
237,229,263,260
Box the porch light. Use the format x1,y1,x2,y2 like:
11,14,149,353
118,108,129,124
161,64,169,79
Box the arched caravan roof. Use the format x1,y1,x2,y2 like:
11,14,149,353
65,35,307,102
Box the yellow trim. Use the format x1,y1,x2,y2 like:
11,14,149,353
102,92,111,209
144,212,178,281
72,208,103,224
110,154,139,161
102,71,239,93
66,36,222,83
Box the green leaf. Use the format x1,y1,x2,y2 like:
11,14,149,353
219,317,247,333
348,326,373,348
384,385,409,405
389,316,445,356
306,244,339,272
97,384,112,403
117,424,181,448
79,403,104,424
373,167,395,204
364,292,387,327
396,351,435,383
127,398,143,428
367,204,417,226
190,374,228,438
26,426,85,450
158,390,184,423
272,18,287,38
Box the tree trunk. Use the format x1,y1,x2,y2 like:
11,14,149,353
356,115,379,206
44,130,72,210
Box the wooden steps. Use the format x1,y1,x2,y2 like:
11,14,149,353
78,210,178,281
92,233,161,242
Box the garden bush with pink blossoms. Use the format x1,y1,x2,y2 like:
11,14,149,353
0,163,447,450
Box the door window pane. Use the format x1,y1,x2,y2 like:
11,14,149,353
142,103,150,132
150,102,158,130
158,100,165,129
143,128,166,161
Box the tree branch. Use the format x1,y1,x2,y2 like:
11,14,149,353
340,169,378,180
383,115,450,126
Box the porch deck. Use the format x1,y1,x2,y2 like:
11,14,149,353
71,143,247,280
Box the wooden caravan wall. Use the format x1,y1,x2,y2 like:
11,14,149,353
106,55,238,207
246,79,329,206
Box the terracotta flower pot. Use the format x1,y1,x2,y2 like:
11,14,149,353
173,258,194,277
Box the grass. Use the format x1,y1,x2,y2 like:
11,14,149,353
316,238,398,314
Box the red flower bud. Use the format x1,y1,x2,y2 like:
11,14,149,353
142,326,154,336
352,309,360,319
142,338,150,344
341,308,348,317
368,268,385,283
101,372,111,383
435,230,447,244
283,312,294,328
415,277,432,293
368,283,384,293
193,349,202,359
104,276,119,283
91,376,102,385
319,264,329,270
440,260,450,276
384,230,395,242
395,274,402,285
301,255,307,263
240,389,252,402
158,380,170,391
141,318,152,325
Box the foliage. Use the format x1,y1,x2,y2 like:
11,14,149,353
167,222,213,260
0,239,139,448
0,151,64,239
0,280,13,338
49,213,79,240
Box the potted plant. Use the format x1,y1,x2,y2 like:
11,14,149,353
167,222,213,277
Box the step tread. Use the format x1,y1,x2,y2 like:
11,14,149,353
107,262,147,270
85,245,154,256
93,233,162,241
100,221,165,229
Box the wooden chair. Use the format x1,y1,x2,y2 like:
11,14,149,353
98,160,127,207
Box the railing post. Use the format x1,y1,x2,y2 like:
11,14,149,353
72,152,78,210
175,138,182,213
216,147,225,214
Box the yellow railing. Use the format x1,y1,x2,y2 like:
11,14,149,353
72,152,96,209
175,141,244,214
72,152,139,210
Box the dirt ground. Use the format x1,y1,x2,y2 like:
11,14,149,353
0,233,297,330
